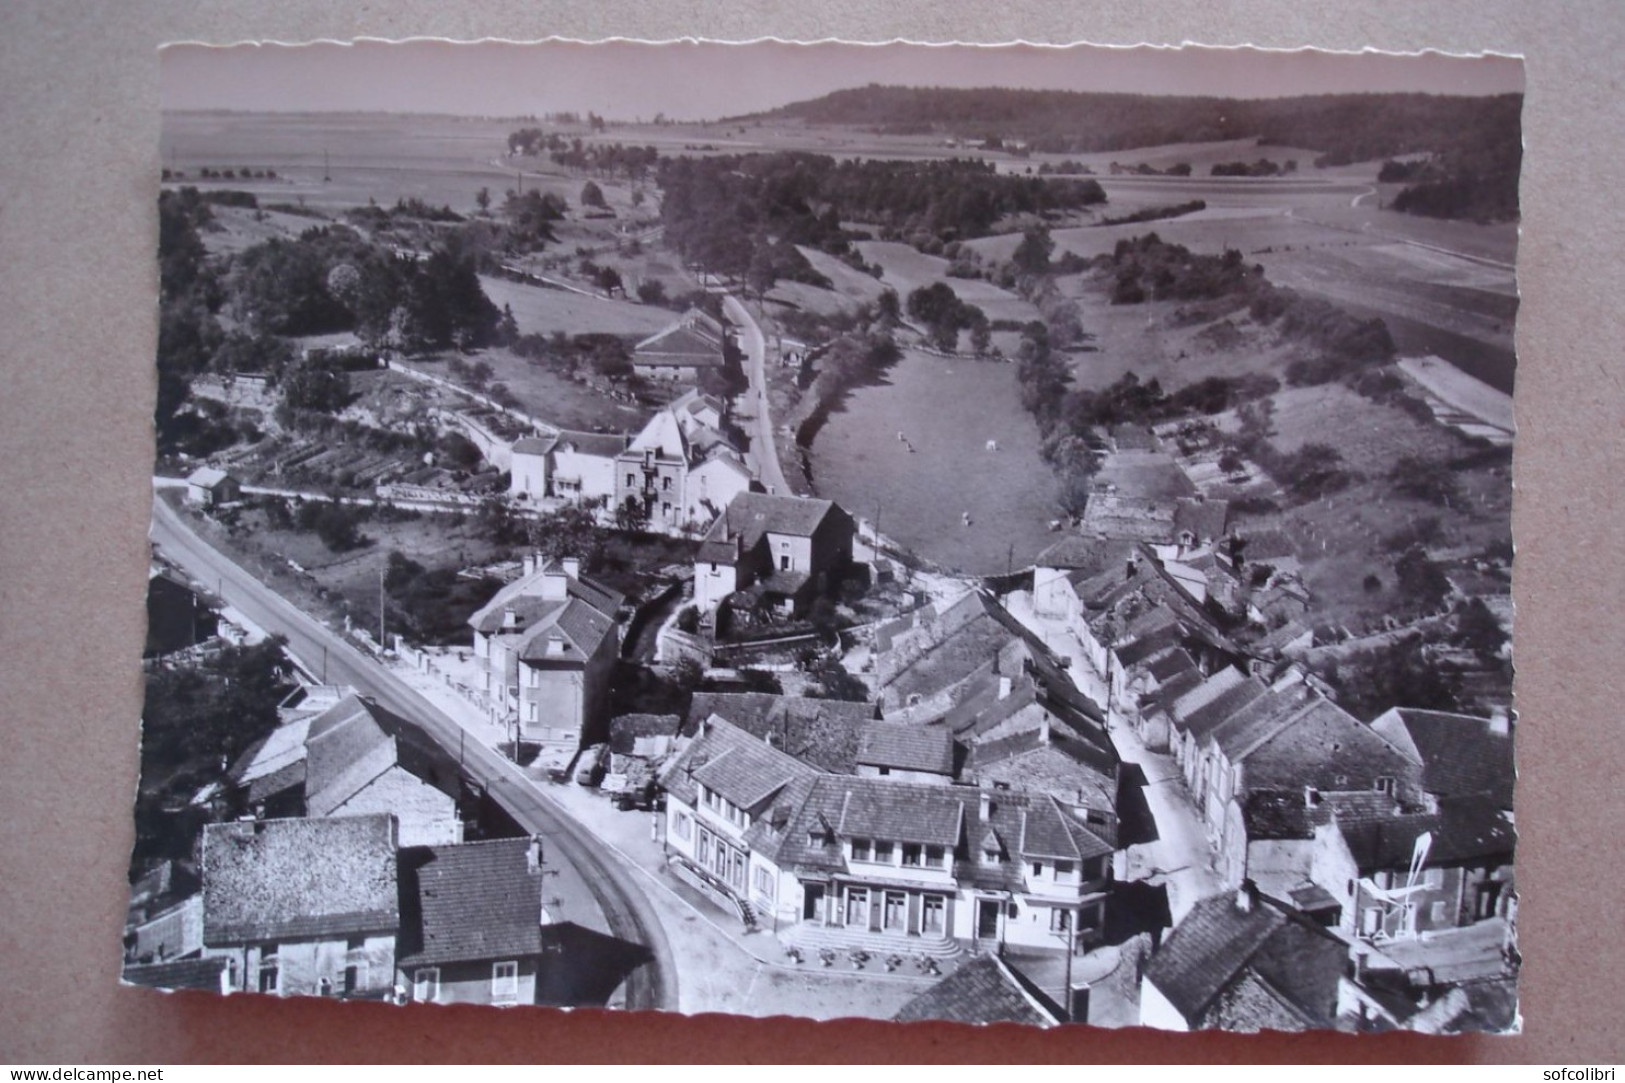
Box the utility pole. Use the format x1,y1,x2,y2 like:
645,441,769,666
379,564,386,650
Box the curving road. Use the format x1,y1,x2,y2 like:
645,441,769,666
722,294,789,495
149,494,678,1012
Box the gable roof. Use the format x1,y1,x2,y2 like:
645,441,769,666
512,435,558,456
633,323,726,366
855,722,956,776
1328,793,1515,871
1143,892,1345,1029
1370,708,1514,808
608,713,682,756
396,838,547,968
202,815,399,946
893,955,1060,1027
1237,697,1419,795
552,430,633,459
1173,498,1229,541
663,715,821,810
1034,533,1132,573
702,492,839,555
468,561,624,634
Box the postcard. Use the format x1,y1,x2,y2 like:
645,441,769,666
127,38,1521,1034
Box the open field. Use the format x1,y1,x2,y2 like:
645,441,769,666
807,349,1060,575
853,240,1041,325
403,350,648,434
477,274,676,338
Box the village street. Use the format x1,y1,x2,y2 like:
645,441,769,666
722,294,790,496
1002,590,1226,923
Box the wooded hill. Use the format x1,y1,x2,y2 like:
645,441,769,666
734,86,1523,221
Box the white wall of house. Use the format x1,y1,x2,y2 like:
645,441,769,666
1032,567,1081,625
554,447,618,503
510,450,549,500
693,560,739,612
687,459,752,526
1139,977,1193,1031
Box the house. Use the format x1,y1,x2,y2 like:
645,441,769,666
1030,533,1135,626
632,307,731,382
468,555,622,749
227,689,464,847
615,393,754,535
509,430,628,504
145,565,218,657
200,814,400,998
661,716,1116,956
396,836,553,1007
1176,675,1424,888
894,954,1061,1027
692,492,856,613
185,466,241,507
604,713,683,803
1139,884,1351,1032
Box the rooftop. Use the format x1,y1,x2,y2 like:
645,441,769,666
202,814,399,946
684,692,875,774
396,838,548,968
856,722,956,776
893,955,1059,1027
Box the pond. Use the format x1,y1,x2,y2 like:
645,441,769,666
806,349,1061,576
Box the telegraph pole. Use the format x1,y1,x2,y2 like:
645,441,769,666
378,564,386,650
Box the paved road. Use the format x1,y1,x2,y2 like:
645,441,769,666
1002,590,1225,924
150,494,678,1012
722,294,789,495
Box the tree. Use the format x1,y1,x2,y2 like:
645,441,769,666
594,265,623,297
636,279,667,305
528,503,608,567
476,187,491,214
1395,546,1452,613
1454,597,1508,663
1011,224,1055,277
279,360,351,415
580,180,607,209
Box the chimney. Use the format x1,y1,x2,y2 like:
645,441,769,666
997,676,1012,701
502,607,519,630
527,835,544,873
1235,879,1258,913
1487,706,1511,736
1040,710,1051,746
523,553,537,577
562,557,581,580
540,567,568,601
978,788,993,821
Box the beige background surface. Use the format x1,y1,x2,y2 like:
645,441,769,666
1,0,1620,1064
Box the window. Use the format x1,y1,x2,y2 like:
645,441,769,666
662,476,672,491
413,967,440,1003
1055,860,1077,884
1031,861,1044,878
674,812,692,841
709,563,721,577
981,848,1002,866
753,865,775,899
901,844,922,867
873,840,895,864
1430,900,1448,924
257,945,280,995
924,846,946,869
626,474,636,487
528,702,538,722
492,961,519,1002
921,895,945,934
850,838,872,862
1050,908,1073,934
343,961,365,995
1375,776,1396,796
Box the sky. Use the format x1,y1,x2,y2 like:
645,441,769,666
161,39,1525,120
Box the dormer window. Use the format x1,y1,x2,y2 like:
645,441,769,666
1374,776,1396,796
850,838,872,862
546,637,565,656
981,848,1002,866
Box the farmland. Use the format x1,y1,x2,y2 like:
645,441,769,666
477,274,676,338
401,350,647,434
